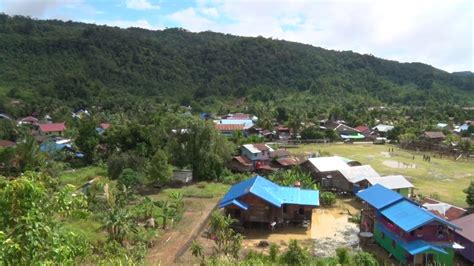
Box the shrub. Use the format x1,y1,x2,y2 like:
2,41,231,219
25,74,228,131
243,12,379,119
117,169,142,190
280,240,309,265
320,192,336,207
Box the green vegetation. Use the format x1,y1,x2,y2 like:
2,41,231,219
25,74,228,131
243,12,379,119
293,143,474,206
0,14,473,123
320,192,337,207
464,181,474,207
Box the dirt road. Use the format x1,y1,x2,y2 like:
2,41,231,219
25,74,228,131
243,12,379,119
145,197,218,265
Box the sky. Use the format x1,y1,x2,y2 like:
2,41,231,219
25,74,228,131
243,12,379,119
0,0,472,72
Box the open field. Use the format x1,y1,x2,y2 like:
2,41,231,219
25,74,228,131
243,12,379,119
289,143,473,207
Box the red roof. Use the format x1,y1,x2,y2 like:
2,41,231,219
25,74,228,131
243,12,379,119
0,140,16,147
100,123,110,130
355,125,370,133
421,198,467,221
215,124,245,131
39,123,66,133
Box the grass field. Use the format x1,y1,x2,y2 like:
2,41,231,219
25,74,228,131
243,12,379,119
59,166,107,186
289,143,473,207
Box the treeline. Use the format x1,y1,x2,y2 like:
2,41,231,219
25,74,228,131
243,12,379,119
0,14,473,118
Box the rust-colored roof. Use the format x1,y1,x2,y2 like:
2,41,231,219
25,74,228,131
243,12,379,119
421,198,467,221
253,143,270,151
233,155,252,165
39,122,66,133
355,125,370,133
99,123,110,130
276,157,300,166
270,149,290,158
0,140,16,147
215,124,245,131
423,131,445,139
452,214,474,241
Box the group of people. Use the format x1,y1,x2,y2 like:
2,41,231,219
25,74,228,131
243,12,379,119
422,154,432,162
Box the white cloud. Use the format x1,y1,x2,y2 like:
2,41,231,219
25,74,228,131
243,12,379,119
125,0,159,10
200,7,219,18
0,0,82,17
168,0,473,72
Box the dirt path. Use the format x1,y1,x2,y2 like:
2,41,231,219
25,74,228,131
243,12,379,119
145,197,218,266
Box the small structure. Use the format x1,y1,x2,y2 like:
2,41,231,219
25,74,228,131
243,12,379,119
420,198,467,221
301,156,350,184
172,169,193,185
422,131,446,143
96,123,111,135
326,121,364,140
228,155,254,172
365,175,414,197
17,116,39,126
241,143,274,162
219,175,319,225
0,113,11,120
0,140,16,148
372,124,394,137
336,165,380,193
215,124,245,137
38,122,66,136
357,185,460,266
451,214,474,263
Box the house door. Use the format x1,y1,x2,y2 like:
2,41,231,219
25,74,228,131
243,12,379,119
425,253,435,265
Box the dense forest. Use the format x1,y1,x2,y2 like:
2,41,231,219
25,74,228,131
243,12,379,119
0,14,473,118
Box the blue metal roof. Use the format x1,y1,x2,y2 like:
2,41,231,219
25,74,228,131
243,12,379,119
376,223,448,255
402,240,448,255
356,184,403,210
219,176,319,208
381,200,460,232
219,199,249,210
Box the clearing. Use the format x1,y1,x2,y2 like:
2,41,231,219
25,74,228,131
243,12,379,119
145,182,229,265
288,143,473,207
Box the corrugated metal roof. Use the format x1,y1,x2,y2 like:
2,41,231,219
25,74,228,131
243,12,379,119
219,199,249,210
219,119,254,128
372,124,394,132
215,124,245,131
242,144,274,154
39,122,66,132
356,184,403,210
219,176,319,208
307,156,350,172
339,165,380,183
367,175,414,189
376,224,448,255
452,214,474,241
381,200,460,232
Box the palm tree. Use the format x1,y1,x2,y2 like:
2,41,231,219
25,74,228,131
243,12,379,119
157,200,177,229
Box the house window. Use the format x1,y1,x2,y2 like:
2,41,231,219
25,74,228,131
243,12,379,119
391,240,396,249
299,207,304,215
283,205,288,213
381,232,385,239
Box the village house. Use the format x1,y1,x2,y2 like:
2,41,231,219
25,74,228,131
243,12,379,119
214,124,245,137
364,175,414,197
219,175,319,226
241,143,274,162
325,121,365,140
172,169,193,185
329,165,380,193
422,131,446,143
38,122,66,136
372,124,394,137
17,116,39,127
355,125,372,138
0,140,16,148
451,214,474,263
357,185,461,266
301,156,351,184
420,198,467,221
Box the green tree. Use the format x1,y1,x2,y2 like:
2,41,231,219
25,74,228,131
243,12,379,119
118,168,141,190
101,207,137,245
208,211,242,257
463,181,474,207
0,172,89,264
75,117,99,163
353,251,379,266
320,192,336,207
147,149,173,183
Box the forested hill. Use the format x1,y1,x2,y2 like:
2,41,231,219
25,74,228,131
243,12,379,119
0,14,473,114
